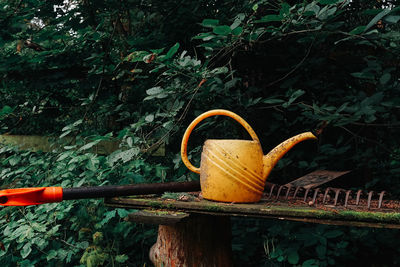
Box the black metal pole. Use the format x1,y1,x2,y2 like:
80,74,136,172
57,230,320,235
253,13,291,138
62,181,201,200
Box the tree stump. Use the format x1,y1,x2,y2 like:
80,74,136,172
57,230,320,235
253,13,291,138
149,214,232,267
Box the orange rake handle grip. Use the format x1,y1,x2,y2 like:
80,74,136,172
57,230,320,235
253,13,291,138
0,187,63,206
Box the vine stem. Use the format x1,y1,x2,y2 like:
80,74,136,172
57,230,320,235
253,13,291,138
82,18,118,121
54,237,79,249
142,79,205,155
338,125,393,154
266,38,314,87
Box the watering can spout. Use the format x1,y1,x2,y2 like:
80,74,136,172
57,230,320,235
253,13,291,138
262,132,317,179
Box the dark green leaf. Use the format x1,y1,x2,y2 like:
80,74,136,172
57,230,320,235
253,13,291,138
287,250,299,264
380,73,391,85
146,87,163,95
349,26,366,35
213,25,232,35
363,9,382,16
280,3,290,16
324,230,343,238
256,14,283,23
252,4,259,12
46,250,58,261
302,259,319,267
316,245,326,259
116,209,130,218
384,15,400,24
337,102,348,113
232,27,243,35
262,98,285,104
9,156,21,166
337,241,349,249
78,140,101,151
304,3,320,15
165,43,180,59
115,254,129,263
202,19,219,28
21,243,32,259
145,114,154,122
125,51,151,62
319,236,327,246
283,89,305,107
230,19,242,30
98,210,116,226
351,72,374,80
192,32,215,40
318,0,342,4
0,105,13,116
364,9,391,32
211,66,229,75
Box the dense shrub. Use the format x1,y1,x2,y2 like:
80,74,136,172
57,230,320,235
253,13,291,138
1,0,400,265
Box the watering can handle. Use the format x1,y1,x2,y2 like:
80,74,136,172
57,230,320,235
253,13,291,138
181,109,260,174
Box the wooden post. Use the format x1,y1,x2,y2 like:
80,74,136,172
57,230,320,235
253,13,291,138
149,214,233,267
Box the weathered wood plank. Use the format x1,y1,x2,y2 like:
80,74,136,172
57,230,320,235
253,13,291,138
105,195,400,229
128,210,189,225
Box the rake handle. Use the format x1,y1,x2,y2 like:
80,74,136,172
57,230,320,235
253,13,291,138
0,181,201,206
63,181,200,200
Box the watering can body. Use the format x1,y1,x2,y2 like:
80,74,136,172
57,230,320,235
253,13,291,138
201,139,265,202
181,109,317,203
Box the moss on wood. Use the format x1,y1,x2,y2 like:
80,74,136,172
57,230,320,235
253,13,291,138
106,196,400,228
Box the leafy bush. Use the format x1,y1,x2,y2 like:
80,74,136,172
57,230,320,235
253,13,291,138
232,218,400,266
1,0,400,265
0,140,160,265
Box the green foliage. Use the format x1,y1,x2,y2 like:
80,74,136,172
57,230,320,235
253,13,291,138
0,142,158,265
232,218,400,266
1,0,400,265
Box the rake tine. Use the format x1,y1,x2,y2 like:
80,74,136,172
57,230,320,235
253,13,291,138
303,188,311,202
266,183,388,210
367,191,374,209
333,189,342,206
378,191,386,209
293,186,302,198
311,188,320,205
276,186,285,200
285,185,292,199
268,184,276,199
344,190,352,208
323,187,331,204
356,190,362,206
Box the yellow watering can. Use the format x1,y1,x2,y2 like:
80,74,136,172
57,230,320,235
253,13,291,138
181,109,317,203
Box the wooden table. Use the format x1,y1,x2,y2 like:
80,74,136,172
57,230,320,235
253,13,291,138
105,192,400,266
